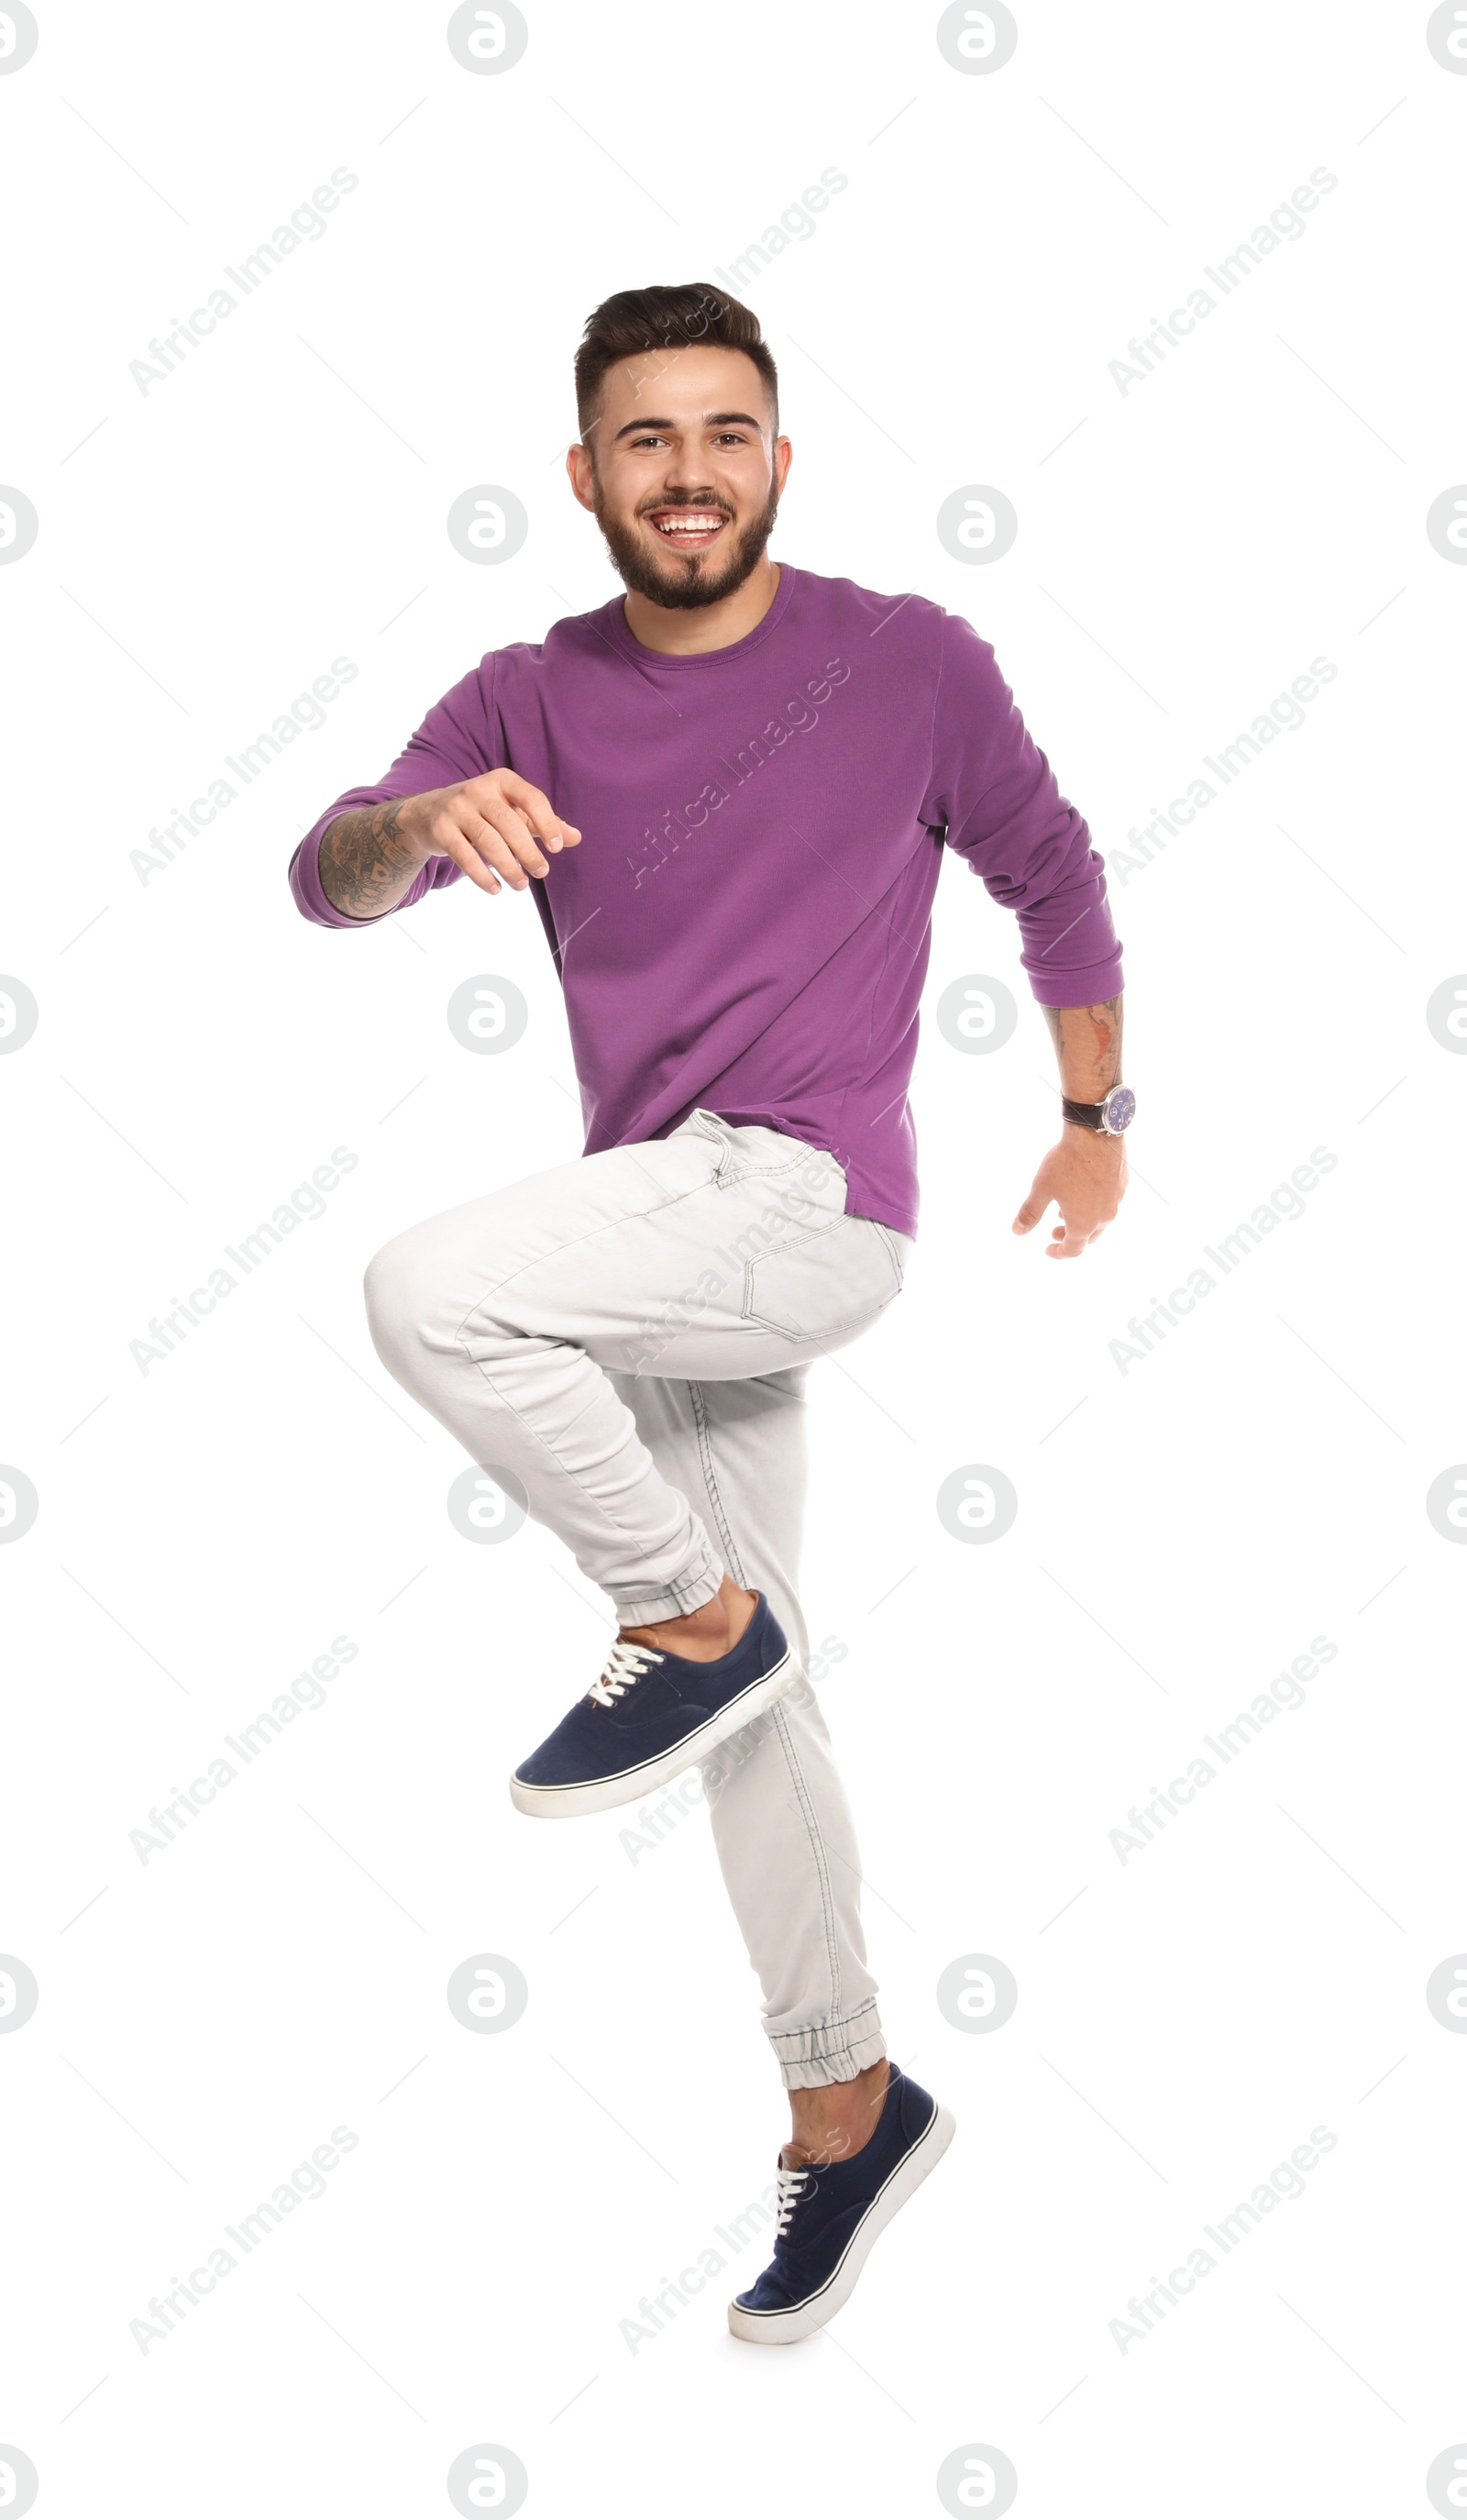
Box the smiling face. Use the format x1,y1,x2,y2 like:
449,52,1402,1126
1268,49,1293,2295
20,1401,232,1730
568,342,791,611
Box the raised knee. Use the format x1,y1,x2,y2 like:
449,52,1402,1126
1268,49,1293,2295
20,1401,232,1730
363,1229,443,1370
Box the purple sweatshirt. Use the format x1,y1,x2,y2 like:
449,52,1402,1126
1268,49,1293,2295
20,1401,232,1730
289,564,1122,1237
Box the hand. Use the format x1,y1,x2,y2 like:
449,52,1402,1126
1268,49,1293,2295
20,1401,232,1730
403,769,582,896
1012,1124,1128,1259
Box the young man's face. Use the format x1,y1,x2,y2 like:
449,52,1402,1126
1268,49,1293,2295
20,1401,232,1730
568,343,791,611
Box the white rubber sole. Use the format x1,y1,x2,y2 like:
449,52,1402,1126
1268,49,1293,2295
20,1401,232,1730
508,1650,795,1818
726,2095,957,2345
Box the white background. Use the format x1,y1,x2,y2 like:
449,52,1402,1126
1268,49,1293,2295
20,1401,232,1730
3,2,1465,2513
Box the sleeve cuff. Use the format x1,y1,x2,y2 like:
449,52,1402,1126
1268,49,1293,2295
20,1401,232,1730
1021,951,1126,1009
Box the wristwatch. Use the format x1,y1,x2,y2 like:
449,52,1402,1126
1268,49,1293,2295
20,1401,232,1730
1062,1084,1136,1135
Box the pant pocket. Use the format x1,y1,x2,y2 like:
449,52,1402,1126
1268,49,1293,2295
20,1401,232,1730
870,1221,909,1290
741,1216,903,1343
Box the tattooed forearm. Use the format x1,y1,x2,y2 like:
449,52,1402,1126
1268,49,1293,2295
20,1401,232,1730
1043,993,1123,1100
317,799,428,920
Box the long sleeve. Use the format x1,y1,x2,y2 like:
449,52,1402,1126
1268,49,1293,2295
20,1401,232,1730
921,611,1123,1006
287,658,500,927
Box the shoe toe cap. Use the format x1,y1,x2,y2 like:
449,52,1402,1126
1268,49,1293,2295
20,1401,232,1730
513,1705,613,1787
734,2269,799,2313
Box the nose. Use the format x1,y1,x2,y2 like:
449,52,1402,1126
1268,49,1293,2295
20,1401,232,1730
657,455,722,499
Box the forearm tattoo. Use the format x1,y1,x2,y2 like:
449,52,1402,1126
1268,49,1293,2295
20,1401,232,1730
1044,993,1123,1098
317,801,424,919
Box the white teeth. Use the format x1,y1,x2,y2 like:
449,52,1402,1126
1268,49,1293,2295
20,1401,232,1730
656,515,722,532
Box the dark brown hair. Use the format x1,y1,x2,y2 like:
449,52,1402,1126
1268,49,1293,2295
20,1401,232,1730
573,282,778,445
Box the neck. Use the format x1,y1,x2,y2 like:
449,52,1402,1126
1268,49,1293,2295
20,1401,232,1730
621,558,781,656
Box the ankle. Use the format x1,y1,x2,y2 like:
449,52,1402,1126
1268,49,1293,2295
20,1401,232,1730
621,1574,756,1661
786,2057,890,2167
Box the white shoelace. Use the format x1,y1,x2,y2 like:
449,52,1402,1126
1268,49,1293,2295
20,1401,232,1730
774,2162,811,2234
586,1636,665,1708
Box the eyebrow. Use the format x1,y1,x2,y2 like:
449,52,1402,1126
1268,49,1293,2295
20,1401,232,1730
610,411,765,443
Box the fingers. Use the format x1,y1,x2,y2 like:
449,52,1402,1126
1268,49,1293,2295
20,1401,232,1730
1045,1216,1108,1259
1020,1135,1122,1257
426,811,503,895
432,773,584,899
473,771,582,853
465,800,555,889
429,798,557,892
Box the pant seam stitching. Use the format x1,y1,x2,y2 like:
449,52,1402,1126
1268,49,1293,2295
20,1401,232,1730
770,1998,879,2051
770,1697,844,2024
689,1379,745,1586
695,1380,846,2026
690,1378,844,2031
455,1345,711,1590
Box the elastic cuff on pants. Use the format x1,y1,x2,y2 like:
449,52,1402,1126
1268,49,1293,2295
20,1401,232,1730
612,1543,723,1630
772,2003,887,2092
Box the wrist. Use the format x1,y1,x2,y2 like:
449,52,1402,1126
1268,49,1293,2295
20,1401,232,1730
393,793,440,866
1061,1083,1135,1137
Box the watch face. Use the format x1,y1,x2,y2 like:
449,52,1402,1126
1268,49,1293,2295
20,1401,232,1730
1104,1086,1136,1133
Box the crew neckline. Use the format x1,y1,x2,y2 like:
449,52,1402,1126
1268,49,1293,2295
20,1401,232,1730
598,560,798,670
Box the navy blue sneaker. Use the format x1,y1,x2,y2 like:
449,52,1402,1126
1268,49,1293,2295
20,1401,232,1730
509,1591,795,1818
727,2065,955,2344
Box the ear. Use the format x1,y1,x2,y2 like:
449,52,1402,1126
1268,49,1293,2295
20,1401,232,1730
565,440,598,514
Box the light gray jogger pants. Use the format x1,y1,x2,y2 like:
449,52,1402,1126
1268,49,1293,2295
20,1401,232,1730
363,1107,910,2088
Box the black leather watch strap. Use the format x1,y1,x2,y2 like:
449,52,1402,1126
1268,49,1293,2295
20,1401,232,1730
1062,1095,1107,1130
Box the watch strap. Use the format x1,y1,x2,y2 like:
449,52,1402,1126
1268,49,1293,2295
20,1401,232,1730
1062,1084,1133,1134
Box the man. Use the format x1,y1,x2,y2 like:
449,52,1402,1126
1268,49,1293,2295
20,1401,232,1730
288,283,1130,2346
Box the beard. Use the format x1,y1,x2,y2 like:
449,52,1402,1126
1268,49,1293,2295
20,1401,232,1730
592,474,781,611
